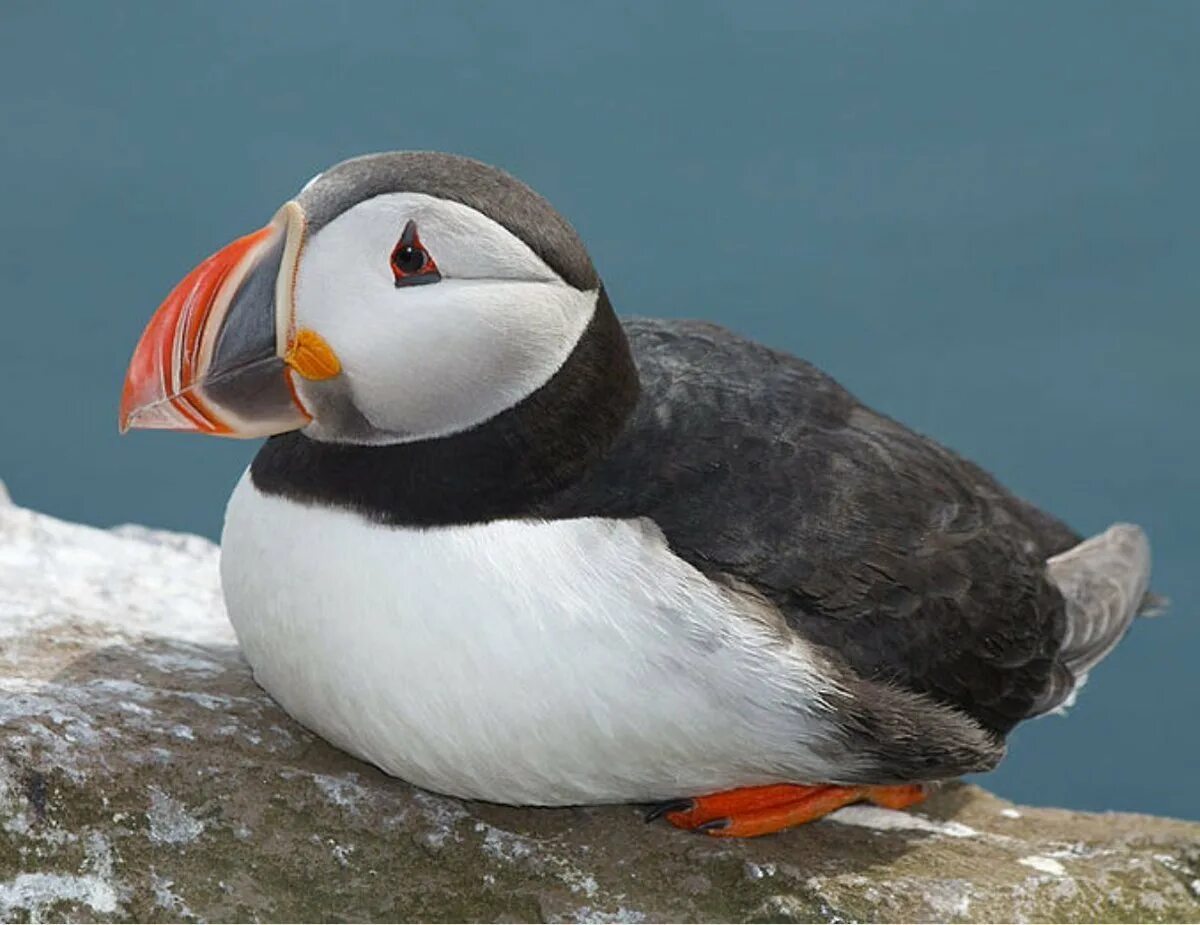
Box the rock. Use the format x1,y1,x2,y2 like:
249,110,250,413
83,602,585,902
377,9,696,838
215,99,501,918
1,498,1197,924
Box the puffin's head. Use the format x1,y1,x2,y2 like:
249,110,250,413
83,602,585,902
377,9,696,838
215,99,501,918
120,152,605,444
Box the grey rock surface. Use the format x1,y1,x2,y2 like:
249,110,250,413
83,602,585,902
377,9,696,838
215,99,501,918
1,485,1198,923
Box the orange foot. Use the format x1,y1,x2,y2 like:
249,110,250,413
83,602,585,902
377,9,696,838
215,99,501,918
646,782,927,838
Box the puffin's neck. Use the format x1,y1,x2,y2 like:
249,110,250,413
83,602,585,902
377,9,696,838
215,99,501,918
250,290,639,526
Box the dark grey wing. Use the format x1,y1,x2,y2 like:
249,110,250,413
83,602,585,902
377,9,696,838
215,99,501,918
536,318,1080,736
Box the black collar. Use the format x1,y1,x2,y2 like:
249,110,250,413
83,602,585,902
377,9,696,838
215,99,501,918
250,290,639,526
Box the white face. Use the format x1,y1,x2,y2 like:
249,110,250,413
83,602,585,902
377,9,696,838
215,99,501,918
291,192,598,444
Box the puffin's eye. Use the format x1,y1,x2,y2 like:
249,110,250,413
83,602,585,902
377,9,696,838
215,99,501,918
390,220,441,287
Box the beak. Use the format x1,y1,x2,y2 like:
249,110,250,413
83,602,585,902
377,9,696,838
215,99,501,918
119,201,341,437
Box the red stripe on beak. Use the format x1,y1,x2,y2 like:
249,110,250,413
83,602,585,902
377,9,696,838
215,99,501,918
120,225,274,434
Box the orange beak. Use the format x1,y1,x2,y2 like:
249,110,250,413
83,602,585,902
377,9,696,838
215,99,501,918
120,202,336,438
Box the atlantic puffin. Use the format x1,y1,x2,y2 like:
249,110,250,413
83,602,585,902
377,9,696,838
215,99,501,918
120,152,1157,837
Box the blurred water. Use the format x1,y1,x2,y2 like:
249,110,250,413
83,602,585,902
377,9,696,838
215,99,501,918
1,1,1196,818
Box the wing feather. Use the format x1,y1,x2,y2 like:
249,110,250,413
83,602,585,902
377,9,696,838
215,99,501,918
538,318,1079,734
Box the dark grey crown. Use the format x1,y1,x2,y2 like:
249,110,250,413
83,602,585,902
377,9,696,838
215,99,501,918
296,151,600,291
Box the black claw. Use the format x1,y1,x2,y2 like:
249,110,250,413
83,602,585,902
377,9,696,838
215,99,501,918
697,817,730,833
644,798,694,823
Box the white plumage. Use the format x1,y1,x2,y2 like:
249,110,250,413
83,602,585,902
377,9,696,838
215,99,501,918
221,472,849,805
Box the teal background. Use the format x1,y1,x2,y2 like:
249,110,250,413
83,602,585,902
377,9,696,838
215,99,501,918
1,2,1196,818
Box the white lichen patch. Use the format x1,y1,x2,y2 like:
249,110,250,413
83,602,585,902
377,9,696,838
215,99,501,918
919,878,973,919
118,700,154,717
569,905,646,923
0,682,106,779
0,831,121,921
0,871,119,922
147,788,203,845
827,804,979,838
557,867,600,899
1139,890,1169,912
0,762,28,836
331,842,354,868
310,772,368,810
1019,855,1067,877
139,647,226,679
756,895,833,922
478,822,536,863
1043,841,1116,861
411,790,469,848
1152,855,1200,897
0,654,272,782
150,870,195,919
173,691,232,711
473,820,605,900
0,505,232,649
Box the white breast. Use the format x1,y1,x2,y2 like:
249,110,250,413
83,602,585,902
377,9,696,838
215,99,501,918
220,472,841,804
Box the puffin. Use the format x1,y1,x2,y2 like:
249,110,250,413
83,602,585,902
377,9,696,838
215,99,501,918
120,152,1158,838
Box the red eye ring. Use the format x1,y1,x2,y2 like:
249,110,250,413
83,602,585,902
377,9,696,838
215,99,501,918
390,219,441,287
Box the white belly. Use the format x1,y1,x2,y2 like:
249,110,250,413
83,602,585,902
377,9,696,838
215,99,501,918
220,471,837,804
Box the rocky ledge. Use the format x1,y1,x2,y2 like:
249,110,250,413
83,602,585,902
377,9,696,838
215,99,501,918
0,483,1197,923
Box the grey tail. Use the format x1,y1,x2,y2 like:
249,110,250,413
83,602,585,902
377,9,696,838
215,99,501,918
1032,523,1160,716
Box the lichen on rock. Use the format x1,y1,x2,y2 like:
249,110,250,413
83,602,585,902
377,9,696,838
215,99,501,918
1,494,1197,923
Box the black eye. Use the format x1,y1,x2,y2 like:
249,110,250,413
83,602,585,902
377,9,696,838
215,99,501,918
390,219,441,287
392,245,426,274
